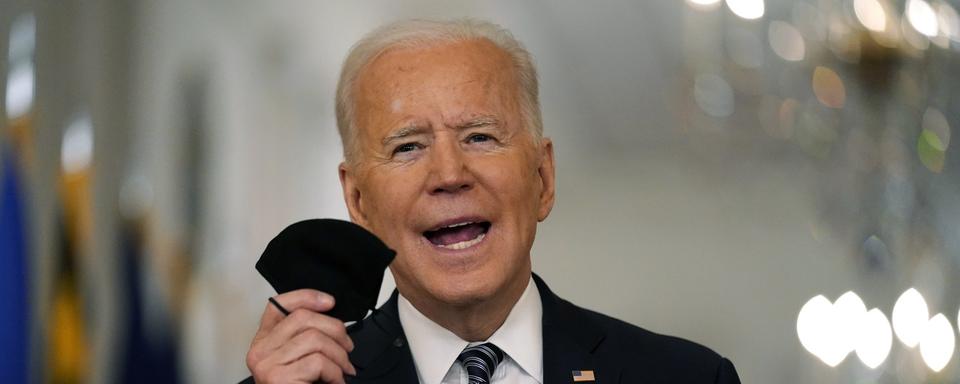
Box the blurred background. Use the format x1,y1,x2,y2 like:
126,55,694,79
0,0,958,383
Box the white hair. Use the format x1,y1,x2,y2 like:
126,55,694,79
335,18,542,163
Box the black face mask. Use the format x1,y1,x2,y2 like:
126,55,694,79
256,219,395,322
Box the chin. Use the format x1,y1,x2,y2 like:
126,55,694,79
419,267,499,305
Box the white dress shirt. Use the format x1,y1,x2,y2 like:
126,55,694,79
397,276,543,384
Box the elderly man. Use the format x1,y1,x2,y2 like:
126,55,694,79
244,19,740,384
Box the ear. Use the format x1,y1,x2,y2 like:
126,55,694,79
339,162,369,227
536,138,556,222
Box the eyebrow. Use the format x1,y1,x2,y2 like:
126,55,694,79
382,125,428,146
380,116,501,146
455,116,500,129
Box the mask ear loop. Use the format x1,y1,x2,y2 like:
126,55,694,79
268,297,291,316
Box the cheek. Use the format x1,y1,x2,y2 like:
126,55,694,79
362,174,420,237
482,156,541,212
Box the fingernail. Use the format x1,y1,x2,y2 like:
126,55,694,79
318,293,333,306
348,364,357,375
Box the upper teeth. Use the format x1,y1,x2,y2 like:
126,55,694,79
443,221,474,229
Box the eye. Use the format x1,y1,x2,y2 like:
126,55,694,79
467,133,493,143
393,142,421,154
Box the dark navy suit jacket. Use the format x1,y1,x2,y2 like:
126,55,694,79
242,274,741,383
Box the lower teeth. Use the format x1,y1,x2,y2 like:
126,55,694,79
438,233,485,250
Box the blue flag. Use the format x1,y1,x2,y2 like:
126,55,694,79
117,221,181,384
0,147,29,384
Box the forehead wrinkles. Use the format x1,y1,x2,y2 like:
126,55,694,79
352,40,523,146
359,39,514,99
378,67,502,106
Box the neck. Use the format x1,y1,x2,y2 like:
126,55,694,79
402,272,530,342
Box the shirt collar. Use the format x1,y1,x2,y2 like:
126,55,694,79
487,277,543,382
397,276,543,384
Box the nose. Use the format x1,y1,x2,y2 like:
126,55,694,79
426,138,474,195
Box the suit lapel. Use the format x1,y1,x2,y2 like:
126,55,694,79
348,275,616,383
346,290,419,383
535,274,615,384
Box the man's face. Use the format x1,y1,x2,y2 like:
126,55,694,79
339,39,555,307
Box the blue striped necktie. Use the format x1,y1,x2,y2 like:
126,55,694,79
457,343,505,384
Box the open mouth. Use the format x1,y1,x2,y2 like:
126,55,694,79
423,221,491,250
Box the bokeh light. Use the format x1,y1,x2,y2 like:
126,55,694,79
917,107,950,173
694,73,735,117
922,107,952,149
61,112,94,174
776,98,798,139
892,288,930,348
5,63,34,120
919,314,956,372
119,173,154,221
828,291,867,366
917,131,946,172
797,292,892,368
907,0,940,37
687,0,723,11
769,21,805,61
5,13,36,120
798,295,833,360
902,14,934,50
812,66,846,108
854,0,888,32
855,308,893,368
726,0,764,20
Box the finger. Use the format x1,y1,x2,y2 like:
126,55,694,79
256,289,336,333
265,329,356,376
287,353,346,384
259,309,354,354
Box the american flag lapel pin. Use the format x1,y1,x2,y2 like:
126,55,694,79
572,370,595,382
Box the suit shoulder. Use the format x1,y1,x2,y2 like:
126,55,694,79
571,304,738,382
580,306,720,357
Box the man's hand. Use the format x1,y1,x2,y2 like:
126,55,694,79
246,290,357,384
